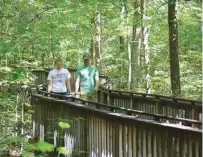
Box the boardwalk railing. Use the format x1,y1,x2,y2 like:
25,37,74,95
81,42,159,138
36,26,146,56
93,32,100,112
32,92,202,157
98,86,202,125
32,69,202,124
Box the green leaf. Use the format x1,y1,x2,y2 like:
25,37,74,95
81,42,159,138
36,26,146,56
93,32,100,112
35,140,54,152
57,147,68,155
58,122,70,129
7,136,24,143
22,151,35,157
11,67,27,81
24,143,36,150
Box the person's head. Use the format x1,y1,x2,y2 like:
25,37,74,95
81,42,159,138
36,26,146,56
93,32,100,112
83,53,90,66
55,58,62,70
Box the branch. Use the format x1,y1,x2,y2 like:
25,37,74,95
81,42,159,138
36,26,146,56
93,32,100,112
28,7,49,23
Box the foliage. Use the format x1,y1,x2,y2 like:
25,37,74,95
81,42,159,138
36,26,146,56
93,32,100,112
6,119,71,157
0,0,201,155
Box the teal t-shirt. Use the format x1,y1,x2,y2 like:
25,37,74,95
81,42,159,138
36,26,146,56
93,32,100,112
76,65,99,94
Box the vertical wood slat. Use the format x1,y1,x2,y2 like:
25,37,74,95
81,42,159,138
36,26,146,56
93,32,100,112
39,103,44,140
128,127,132,157
138,128,142,157
123,125,127,157
115,122,119,157
158,129,162,157
147,130,152,157
153,129,157,157
132,127,136,157
109,121,113,157
143,129,147,157
106,120,110,157
119,124,122,157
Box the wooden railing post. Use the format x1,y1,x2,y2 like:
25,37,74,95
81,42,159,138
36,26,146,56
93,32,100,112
107,90,113,105
192,107,200,128
156,102,163,115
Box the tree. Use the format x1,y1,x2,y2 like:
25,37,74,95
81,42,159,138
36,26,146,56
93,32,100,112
131,0,142,90
168,0,181,96
141,0,150,94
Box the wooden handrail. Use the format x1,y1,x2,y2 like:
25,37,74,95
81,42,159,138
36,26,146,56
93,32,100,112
36,89,202,128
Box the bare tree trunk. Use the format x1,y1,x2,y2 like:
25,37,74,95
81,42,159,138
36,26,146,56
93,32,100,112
168,0,181,96
95,0,101,67
90,1,102,67
90,18,96,65
141,0,150,94
119,1,125,87
128,35,131,90
131,0,141,90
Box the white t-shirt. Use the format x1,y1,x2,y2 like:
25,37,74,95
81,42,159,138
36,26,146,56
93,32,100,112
47,68,71,93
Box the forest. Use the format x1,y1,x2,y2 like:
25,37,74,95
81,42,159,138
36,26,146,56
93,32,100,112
0,0,202,156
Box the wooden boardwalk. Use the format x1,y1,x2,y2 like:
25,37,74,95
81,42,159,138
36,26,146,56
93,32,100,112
31,69,202,157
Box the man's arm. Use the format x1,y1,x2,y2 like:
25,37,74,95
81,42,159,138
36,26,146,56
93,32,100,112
66,79,71,93
48,80,52,93
47,71,52,93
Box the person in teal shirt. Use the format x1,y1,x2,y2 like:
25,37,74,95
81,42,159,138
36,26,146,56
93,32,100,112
75,53,99,101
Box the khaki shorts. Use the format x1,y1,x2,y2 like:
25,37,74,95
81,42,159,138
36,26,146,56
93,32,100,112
80,93,97,102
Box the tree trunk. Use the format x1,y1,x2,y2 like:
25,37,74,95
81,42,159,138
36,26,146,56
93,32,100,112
119,1,125,87
141,0,150,94
131,0,141,90
90,18,96,65
168,0,181,96
95,0,101,67
90,1,102,67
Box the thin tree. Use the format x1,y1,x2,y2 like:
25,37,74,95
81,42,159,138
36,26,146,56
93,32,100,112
168,0,181,96
131,0,142,90
141,0,150,94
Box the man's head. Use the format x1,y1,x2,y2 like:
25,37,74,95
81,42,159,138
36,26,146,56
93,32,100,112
55,59,62,70
83,53,90,66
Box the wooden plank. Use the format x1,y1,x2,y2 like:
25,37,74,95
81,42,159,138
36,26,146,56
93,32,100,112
123,125,127,157
115,121,119,157
109,121,113,157
128,126,132,157
143,129,147,157
147,130,152,157
132,127,137,157
153,129,157,157
112,121,116,156
194,140,200,157
157,129,162,157
91,116,94,156
119,124,122,157
95,117,98,157
102,119,106,157
138,128,142,157
175,132,180,157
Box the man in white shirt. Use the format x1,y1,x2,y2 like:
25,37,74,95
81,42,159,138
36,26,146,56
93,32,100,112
47,59,71,98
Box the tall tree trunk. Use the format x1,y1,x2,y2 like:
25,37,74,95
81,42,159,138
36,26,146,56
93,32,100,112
141,0,150,94
131,0,141,90
90,18,96,65
95,0,101,67
168,0,181,96
119,1,125,87
90,1,102,67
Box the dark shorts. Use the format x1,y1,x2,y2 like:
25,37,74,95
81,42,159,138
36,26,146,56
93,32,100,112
50,91,69,100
